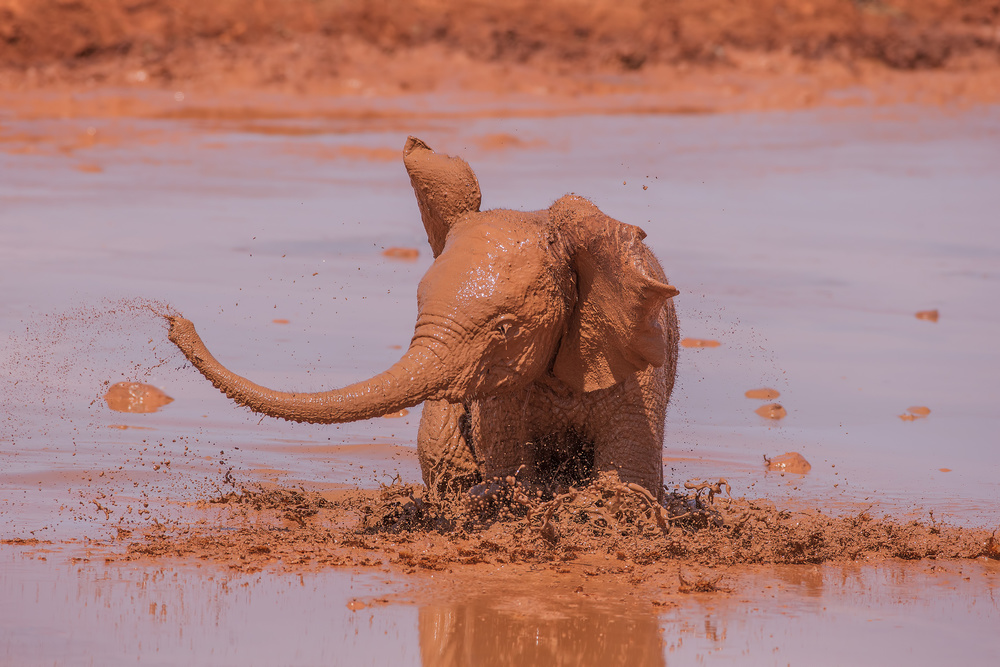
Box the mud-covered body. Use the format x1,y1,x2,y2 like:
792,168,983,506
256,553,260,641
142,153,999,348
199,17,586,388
169,137,678,498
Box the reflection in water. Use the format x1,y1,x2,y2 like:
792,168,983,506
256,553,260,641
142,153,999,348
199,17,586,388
773,563,825,597
419,596,664,667
2,546,998,665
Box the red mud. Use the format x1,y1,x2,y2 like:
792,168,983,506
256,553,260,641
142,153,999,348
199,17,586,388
755,403,789,420
745,387,781,400
680,338,721,348
382,247,420,260
2,7,999,656
103,381,173,414
117,475,998,579
899,405,932,420
765,452,812,474
2,0,1000,112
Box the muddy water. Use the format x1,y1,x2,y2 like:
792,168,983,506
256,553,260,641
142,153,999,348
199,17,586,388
3,543,997,666
2,96,1000,662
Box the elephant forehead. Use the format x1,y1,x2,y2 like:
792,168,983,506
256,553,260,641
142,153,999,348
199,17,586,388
419,229,552,312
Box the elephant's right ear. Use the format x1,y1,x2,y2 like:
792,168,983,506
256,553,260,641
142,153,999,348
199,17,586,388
403,137,482,258
551,196,679,394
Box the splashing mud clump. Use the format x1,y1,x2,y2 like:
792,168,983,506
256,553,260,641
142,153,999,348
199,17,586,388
119,473,999,576
745,388,780,400
899,406,931,421
681,338,720,349
103,381,173,413
915,309,940,322
764,452,811,474
755,403,787,420
382,247,420,260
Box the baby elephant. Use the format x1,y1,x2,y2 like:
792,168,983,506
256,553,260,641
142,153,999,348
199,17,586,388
168,137,679,499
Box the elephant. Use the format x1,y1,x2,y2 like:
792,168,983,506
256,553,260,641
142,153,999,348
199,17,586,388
167,136,679,500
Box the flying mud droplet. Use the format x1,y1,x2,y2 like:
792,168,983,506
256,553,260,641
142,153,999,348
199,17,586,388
382,247,420,260
939,468,952,473
336,146,399,161
745,388,780,400
75,163,103,173
346,599,367,611
915,309,939,322
680,338,720,348
104,382,174,414
899,406,931,421
382,409,409,418
755,403,786,420
475,133,541,151
272,319,290,324
764,452,811,474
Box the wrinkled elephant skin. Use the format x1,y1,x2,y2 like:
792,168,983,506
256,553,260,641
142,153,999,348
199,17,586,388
168,137,679,498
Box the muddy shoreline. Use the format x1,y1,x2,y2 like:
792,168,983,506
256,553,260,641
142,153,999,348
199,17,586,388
2,0,1000,111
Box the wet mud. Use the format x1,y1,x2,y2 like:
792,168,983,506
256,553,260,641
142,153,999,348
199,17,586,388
745,387,781,400
755,403,788,420
382,247,420,260
680,338,721,348
103,381,173,414
117,476,998,576
899,405,932,421
2,33,1000,658
765,452,812,474
3,0,1000,110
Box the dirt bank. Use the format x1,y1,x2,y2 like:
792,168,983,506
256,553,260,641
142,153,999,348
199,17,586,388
1,0,999,106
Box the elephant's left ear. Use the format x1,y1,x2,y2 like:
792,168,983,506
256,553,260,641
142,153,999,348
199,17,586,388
551,196,679,394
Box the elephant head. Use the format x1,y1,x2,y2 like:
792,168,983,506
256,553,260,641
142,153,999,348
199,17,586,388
168,137,677,428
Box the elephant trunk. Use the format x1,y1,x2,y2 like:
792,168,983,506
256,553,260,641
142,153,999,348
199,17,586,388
167,316,450,424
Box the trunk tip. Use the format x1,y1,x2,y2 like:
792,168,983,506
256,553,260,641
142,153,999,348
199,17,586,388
167,316,196,345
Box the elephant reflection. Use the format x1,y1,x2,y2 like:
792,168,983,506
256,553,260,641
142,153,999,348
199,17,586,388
419,594,664,666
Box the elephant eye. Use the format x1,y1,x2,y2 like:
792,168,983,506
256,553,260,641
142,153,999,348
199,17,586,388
495,316,519,338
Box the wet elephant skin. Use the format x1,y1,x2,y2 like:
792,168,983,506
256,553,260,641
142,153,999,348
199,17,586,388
168,137,679,498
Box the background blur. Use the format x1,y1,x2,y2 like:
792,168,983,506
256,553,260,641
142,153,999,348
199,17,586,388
2,0,999,97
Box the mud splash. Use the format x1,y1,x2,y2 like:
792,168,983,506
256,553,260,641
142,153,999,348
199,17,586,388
755,403,788,420
118,475,998,577
103,382,173,414
899,405,932,421
382,247,420,260
915,309,940,322
680,338,720,348
745,387,780,400
0,299,179,433
765,452,812,474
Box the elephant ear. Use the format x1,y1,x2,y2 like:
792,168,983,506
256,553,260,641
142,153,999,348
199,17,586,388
550,196,679,394
403,136,482,258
